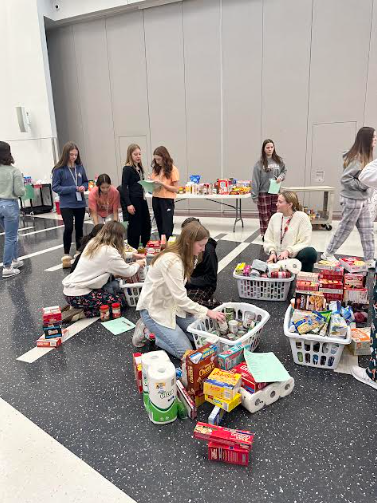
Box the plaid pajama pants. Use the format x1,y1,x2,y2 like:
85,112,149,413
326,196,375,261
370,190,377,222
256,193,278,236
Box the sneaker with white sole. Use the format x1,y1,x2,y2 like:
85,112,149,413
366,259,376,269
132,319,149,348
12,259,24,268
2,266,21,278
321,252,337,262
351,366,377,390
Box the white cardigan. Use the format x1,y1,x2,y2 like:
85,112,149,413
63,245,139,296
136,252,208,329
359,158,377,188
263,211,312,257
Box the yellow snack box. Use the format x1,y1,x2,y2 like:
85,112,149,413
203,369,242,401
235,263,246,274
205,393,242,412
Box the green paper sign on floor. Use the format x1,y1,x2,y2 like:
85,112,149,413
101,317,135,336
244,350,291,382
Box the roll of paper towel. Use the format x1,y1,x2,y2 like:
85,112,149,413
240,387,265,413
262,382,281,406
278,377,295,397
141,351,170,413
148,361,177,425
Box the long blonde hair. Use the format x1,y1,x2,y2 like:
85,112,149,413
280,191,302,212
125,144,144,174
151,222,209,280
83,221,126,259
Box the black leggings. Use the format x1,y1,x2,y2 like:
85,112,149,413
152,197,175,241
60,207,86,255
127,198,151,249
296,247,318,272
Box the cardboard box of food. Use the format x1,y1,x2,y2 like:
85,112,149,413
349,327,371,356
208,441,250,466
132,353,143,394
36,336,62,348
182,343,218,395
203,368,241,400
208,406,226,426
176,380,197,420
230,362,267,394
205,393,242,413
193,422,254,449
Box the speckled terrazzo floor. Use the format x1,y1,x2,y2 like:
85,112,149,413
1,216,377,503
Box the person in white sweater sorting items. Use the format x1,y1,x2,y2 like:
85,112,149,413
264,191,318,272
63,221,145,318
134,221,225,359
322,127,376,268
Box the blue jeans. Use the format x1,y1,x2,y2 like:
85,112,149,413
140,309,196,359
0,199,20,267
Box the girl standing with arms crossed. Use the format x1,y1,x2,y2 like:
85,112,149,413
121,144,151,249
52,142,88,268
251,139,287,239
151,146,179,245
322,127,376,268
88,174,120,225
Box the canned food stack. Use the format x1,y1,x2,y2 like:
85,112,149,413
214,306,262,343
37,306,64,348
194,422,254,467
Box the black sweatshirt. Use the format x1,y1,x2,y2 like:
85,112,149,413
121,164,145,207
186,238,218,290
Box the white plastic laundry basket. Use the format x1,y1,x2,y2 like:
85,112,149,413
233,271,295,301
283,306,351,370
119,280,143,307
187,302,270,352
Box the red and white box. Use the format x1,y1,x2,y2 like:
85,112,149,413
208,441,250,466
36,335,62,348
42,306,62,325
343,288,369,304
132,353,143,394
177,380,197,420
339,257,367,273
230,362,267,394
344,273,365,289
193,422,254,449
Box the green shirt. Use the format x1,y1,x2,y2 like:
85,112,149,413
0,164,25,199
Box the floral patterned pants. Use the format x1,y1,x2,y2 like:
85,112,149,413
65,289,125,317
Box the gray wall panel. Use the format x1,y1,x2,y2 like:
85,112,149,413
106,11,151,177
262,0,312,188
73,20,117,182
364,0,377,129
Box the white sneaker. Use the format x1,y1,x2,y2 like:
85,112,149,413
132,319,149,348
351,366,377,390
321,252,337,262
2,266,21,278
366,259,376,269
12,259,24,268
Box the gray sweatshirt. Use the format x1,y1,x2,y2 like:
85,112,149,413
0,164,25,199
340,159,372,200
251,158,287,201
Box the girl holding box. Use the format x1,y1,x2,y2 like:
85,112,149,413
151,146,179,244
322,127,377,268
251,139,287,239
134,221,225,359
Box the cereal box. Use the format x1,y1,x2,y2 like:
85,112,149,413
230,362,267,394
205,393,242,413
203,368,241,400
182,343,218,396
208,441,250,467
193,422,254,449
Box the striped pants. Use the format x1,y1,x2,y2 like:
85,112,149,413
256,193,278,236
326,196,374,261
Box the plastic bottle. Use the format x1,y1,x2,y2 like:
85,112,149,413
111,303,121,319
100,305,110,321
148,333,157,351
137,242,146,254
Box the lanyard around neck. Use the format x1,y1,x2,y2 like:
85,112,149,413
67,166,77,186
280,214,293,244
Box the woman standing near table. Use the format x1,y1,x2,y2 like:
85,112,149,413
0,141,25,278
88,174,120,225
251,139,287,239
52,141,88,268
121,144,151,249
151,146,179,244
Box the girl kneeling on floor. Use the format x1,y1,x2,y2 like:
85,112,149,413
62,221,145,317
134,221,225,359
264,191,318,272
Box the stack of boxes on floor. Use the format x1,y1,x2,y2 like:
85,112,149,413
291,257,370,358
37,306,65,347
132,340,293,467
